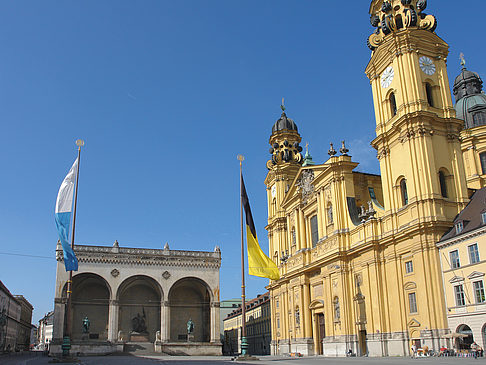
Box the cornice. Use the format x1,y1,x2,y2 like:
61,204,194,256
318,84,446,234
56,244,221,269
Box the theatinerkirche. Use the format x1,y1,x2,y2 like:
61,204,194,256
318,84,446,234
265,0,483,357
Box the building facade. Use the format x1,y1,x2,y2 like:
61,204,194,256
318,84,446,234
0,280,21,352
38,311,54,350
265,0,471,357
51,241,222,356
14,295,33,351
223,293,271,356
438,188,486,350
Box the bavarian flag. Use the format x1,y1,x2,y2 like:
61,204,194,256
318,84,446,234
241,175,280,280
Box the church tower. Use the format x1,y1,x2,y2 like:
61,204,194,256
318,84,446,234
264,103,303,264
453,58,486,189
365,0,469,216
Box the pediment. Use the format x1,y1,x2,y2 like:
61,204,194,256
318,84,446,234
449,276,464,284
403,281,417,290
468,271,485,280
408,318,421,328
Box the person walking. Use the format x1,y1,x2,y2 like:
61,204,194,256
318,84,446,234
471,342,478,359
411,343,417,359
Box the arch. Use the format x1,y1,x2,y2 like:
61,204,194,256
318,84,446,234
168,277,212,342
404,281,417,290
309,299,324,310
117,275,162,342
482,323,486,349
456,324,474,349
66,273,111,340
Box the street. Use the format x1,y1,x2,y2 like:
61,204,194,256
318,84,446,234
1,353,485,365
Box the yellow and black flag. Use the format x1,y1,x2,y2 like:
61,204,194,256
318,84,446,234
241,175,280,280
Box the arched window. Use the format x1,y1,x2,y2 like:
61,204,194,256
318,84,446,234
291,227,296,247
390,92,397,116
327,204,334,224
439,171,448,198
425,83,434,107
400,179,408,206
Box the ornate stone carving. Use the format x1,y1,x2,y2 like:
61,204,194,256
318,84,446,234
296,169,315,204
111,269,120,277
162,270,171,280
368,0,437,51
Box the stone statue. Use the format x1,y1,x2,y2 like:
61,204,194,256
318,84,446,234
131,310,147,333
82,316,90,333
155,330,161,342
187,318,194,334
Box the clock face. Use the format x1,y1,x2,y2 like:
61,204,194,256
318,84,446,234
381,66,394,88
419,56,436,75
271,185,276,198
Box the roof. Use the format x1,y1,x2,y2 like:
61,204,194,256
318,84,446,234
272,111,298,134
224,292,270,321
0,280,20,304
440,188,486,242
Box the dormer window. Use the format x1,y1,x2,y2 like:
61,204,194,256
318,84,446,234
455,221,464,234
482,212,486,225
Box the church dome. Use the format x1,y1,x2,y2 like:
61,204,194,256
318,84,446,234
272,111,298,134
453,66,486,129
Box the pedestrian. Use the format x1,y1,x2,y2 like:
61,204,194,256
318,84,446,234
471,342,478,359
411,343,417,358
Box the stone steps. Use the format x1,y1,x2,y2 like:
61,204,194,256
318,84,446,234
124,342,156,355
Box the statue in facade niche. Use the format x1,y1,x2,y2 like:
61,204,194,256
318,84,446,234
131,309,147,333
82,316,90,333
187,318,194,334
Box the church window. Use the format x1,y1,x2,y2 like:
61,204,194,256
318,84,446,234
480,153,486,175
408,292,418,313
277,317,280,329
295,307,300,327
390,92,397,117
425,83,434,107
291,228,296,247
310,215,318,247
327,204,334,224
400,179,408,206
439,171,448,198
454,284,466,306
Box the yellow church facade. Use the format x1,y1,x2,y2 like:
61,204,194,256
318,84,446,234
265,0,474,357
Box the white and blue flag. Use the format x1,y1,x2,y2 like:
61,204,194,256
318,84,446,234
55,157,79,271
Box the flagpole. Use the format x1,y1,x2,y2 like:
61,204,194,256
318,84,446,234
237,154,249,357
63,139,84,357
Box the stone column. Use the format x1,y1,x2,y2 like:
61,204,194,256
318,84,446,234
210,302,220,342
52,297,65,343
161,301,170,342
107,300,119,342
302,283,312,338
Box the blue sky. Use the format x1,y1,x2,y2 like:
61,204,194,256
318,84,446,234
1,1,485,323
